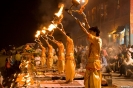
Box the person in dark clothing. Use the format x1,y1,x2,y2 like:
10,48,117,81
117,53,124,71
76,46,82,68
128,45,133,59
5,57,11,77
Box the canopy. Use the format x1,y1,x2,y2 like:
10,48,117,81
109,26,125,34
113,26,125,34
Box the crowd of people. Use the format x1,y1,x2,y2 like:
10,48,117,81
0,5,133,88
100,44,133,77
74,43,133,76
101,44,133,77
0,5,131,88
4,51,21,77
1,39,133,87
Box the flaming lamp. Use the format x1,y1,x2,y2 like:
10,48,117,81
72,0,80,7
53,4,64,25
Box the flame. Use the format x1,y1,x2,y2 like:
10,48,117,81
48,24,57,31
35,30,40,38
76,0,80,3
55,4,64,17
79,0,88,13
42,29,46,34
81,0,85,3
14,73,16,77
37,30,40,35
35,34,38,38
41,27,46,34
43,27,46,30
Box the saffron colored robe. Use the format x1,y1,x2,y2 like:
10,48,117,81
56,42,65,73
47,44,54,69
84,33,102,88
41,46,46,67
65,36,76,82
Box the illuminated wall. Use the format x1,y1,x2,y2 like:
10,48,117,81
130,0,133,45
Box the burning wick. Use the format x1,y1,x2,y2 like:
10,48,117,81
82,0,85,3
55,4,64,17
48,24,57,31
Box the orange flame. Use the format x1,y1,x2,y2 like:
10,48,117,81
81,0,85,3
48,24,57,31
79,0,88,14
42,30,46,34
35,30,40,38
55,4,64,17
42,26,46,30
42,27,46,34
76,0,80,3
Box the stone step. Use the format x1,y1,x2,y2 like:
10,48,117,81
34,73,84,81
19,80,85,88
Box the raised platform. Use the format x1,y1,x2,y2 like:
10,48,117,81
35,67,84,81
19,80,84,88
35,72,84,81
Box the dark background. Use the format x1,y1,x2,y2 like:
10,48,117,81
0,0,94,49
0,0,60,48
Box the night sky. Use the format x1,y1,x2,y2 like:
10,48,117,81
0,0,91,49
0,0,37,47
0,0,64,49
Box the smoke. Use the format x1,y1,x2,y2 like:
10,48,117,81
33,0,82,46
35,0,79,32
32,0,59,28
61,0,79,32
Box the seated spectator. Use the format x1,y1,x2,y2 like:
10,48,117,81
100,51,108,73
81,48,87,69
128,45,133,59
76,46,82,68
15,51,22,66
15,51,22,72
121,44,127,58
9,55,14,66
34,54,41,66
102,45,108,59
1,48,6,55
127,44,131,51
117,53,124,71
119,51,133,76
5,57,11,77
108,55,116,72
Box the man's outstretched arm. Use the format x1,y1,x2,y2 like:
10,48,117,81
57,25,68,38
76,18,89,35
47,35,59,45
84,17,90,29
